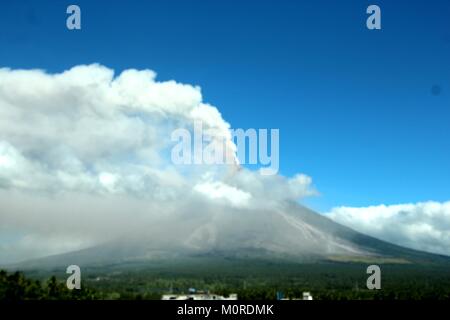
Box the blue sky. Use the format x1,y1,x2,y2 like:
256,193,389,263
1,0,449,212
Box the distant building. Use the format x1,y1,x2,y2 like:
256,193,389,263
162,292,238,300
302,292,313,300
278,291,313,300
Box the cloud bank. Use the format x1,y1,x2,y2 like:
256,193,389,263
327,201,450,256
0,64,315,264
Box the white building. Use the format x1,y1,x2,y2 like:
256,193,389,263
162,293,238,300
280,292,313,300
302,292,313,300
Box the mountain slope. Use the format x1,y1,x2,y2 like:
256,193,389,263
5,202,450,270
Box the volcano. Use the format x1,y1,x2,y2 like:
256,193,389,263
6,202,449,271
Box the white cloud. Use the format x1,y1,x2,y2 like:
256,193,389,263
0,64,316,263
194,179,251,208
326,201,450,256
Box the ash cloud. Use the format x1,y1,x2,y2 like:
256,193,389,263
0,64,315,264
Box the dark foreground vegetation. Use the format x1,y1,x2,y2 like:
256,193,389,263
0,269,98,300
2,258,450,300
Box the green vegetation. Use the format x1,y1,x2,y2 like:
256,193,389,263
0,269,99,300
2,258,450,300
